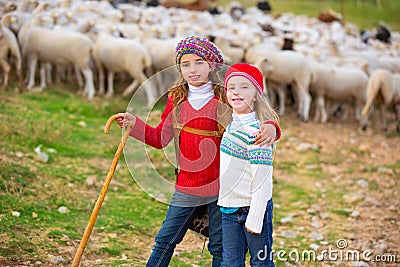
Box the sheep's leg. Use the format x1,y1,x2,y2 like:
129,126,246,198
291,85,302,118
265,80,277,109
342,102,349,121
46,63,52,84
67,65,74,83
303,92,312,122
267,80,286,115
394,104,400,132
320,97,328,123
106,71,114,98
16,63,24,92
97,65,105,95
39,62,47,90
155,73,164,97
122,70,143,97
295,84,311,122
331,101,342,118
56,65,63,83
143,81,157,108
122,79,139,97
75,65,83,88
313,95,321,122
354,99,362,121
81,67,95,100
314,94,327,123
0,60,10,89
24,58,30,84
27,56,38,90
277,84,286,115
146,66,160,95
133,71,156,107
381,104,388,131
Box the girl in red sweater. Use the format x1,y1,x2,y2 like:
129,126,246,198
116,36,280,266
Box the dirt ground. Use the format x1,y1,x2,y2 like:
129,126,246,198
279,112,400,266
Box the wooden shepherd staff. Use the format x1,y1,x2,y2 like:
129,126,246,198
71,114,130,267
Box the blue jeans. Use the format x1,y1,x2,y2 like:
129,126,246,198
146,200,223,266
221,200,274,267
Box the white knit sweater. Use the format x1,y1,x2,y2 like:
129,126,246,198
218,112,273,233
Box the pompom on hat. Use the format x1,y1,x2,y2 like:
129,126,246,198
224,63,264,95
175,35,224,69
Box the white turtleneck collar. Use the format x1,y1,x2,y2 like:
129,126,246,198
188,82,214,110
232,111,256,122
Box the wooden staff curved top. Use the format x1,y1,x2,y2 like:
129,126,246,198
71,114,131,267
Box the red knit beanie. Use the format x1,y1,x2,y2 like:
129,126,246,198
224,63,264,95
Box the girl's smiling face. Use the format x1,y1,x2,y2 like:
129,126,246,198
180,54,210,86
226,76,258,115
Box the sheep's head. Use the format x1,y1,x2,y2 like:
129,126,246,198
2,3,17,13
256,57,273,77
4,14,22,33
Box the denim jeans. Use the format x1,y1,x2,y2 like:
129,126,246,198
146,200,223,267
221,199,274,267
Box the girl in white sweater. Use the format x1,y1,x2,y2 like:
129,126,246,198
218,63,279,266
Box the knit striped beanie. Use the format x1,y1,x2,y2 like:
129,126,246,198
175,36,224,69
224,63,264,95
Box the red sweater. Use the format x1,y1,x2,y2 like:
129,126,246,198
130,96,221,196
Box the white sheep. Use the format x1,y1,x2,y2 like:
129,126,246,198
255,51,313,121
92,29,155,106
22,21,95,99
213,35,245,64
309,61,369,123
378,57,400,73
141,37,178,96
244,41,281,64
361,69,400,132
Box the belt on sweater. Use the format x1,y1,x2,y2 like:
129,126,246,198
174,123,223,137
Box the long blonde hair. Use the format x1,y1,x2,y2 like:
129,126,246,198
255,91,279,124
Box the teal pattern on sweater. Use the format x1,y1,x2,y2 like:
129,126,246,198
220,119,273,165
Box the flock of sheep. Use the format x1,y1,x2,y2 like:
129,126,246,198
1,0,400,132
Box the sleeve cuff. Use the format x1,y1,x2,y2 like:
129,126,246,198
264,120,281,141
